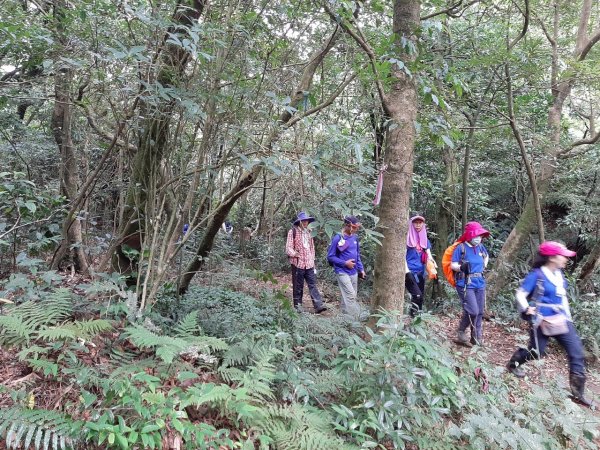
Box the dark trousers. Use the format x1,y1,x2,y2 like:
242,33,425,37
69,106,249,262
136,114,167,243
291,265,323,309
509,321,585,374
405,272,425,317
456,287,486,341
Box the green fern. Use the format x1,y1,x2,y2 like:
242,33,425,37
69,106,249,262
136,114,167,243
125,323,227,364
255,404,357,450
173,312,201,338
0,407,83,450
124,324,195,363
0,289,73,347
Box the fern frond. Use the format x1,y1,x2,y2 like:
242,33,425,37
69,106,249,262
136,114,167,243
0,315,32,346
255,403,357,450
73,319,113,337
26,358,59,377
17,345,49,360
173,312,200,339
0,407,82,450
124,324,190,363
36,326,77,342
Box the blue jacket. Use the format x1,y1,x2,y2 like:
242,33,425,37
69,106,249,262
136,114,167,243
327,233,364,276
452,243,488,289
520,268,571,319
406,239,431,274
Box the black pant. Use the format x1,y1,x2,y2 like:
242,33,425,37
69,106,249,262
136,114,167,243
291,265,324,309
405,272,425,317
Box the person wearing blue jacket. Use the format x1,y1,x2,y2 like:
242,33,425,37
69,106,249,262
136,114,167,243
506,241,593,407
451,221,490,346
327,216,366,317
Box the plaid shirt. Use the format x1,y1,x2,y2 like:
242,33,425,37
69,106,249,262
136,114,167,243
286,226,316,269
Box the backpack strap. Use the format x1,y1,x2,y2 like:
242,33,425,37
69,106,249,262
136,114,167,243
528,268,545,303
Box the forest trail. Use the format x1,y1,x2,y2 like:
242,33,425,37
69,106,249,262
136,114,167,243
274,272,600,408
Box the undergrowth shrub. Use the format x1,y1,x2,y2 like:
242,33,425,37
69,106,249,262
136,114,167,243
155,285,291,339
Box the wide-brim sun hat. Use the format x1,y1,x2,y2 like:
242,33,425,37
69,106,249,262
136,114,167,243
539,241,576,257
293,211,315,226
459,221,490,242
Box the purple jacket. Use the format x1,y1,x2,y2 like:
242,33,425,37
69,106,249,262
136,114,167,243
327,233,364,275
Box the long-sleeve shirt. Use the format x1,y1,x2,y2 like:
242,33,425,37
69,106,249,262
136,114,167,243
515,266,572,320
327,233,363,276
406,239,432,274
286,226,316,269
450,242,489,289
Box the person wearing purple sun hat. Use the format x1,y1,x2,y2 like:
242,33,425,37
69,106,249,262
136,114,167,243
506,241,593,408
285,212,327,314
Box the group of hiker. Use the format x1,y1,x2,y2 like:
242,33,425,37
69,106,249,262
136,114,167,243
285,211,594,408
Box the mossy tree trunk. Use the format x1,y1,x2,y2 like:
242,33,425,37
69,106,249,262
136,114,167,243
369,0,421,320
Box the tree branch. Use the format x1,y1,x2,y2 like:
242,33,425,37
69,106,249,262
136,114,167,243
508,0,529,51
323,3,389,114
578,28,600,61
285,72,358,128
76,102,137,153
420,0,480,21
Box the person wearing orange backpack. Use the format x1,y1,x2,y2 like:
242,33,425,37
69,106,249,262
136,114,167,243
405,215,436,316
451,222,490,346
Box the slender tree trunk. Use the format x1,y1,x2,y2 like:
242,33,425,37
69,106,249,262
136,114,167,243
435,146,459,265
50,0,89,274
369,0,420,321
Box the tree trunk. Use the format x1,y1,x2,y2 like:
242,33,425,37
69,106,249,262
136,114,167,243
369,0,420,321
578,241,600,290
50,0,89,274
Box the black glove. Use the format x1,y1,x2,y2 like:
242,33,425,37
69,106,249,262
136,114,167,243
460,261,470,273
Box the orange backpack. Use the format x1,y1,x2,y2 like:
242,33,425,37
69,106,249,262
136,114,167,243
441,241,465,287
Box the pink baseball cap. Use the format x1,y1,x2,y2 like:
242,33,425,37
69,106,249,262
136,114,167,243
539,241,576,257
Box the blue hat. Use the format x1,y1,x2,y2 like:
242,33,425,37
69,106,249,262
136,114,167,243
293,211,315,226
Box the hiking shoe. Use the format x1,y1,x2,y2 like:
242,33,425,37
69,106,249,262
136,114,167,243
294,305,304,313
456,330,471,345
507,363,526,378
314,306,328,314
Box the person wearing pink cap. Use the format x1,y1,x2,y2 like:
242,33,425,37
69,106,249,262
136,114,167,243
451,221,490,346
405,215,436,316
506,241,593,407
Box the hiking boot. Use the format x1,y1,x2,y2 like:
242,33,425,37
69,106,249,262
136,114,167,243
314,305,328,314
507,362,526,378
294,304,304,313
456,330,471,346
570,372,595,408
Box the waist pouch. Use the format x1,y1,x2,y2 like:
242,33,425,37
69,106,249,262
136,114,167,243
539,314,568,336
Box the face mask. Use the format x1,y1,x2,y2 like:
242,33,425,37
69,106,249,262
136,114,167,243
470,237,482,246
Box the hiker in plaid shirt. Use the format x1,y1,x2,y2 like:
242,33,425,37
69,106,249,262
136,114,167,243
286,212,327,314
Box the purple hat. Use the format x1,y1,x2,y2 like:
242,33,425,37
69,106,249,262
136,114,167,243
343,215,361,227
293,211,315,226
